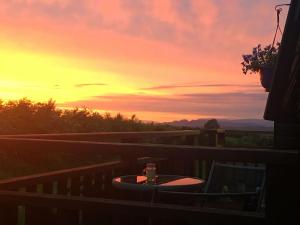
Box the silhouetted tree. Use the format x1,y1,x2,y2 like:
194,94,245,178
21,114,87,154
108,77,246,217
0,98,178,134
204,119,220,129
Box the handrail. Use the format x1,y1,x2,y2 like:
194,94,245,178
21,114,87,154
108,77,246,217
0,138,297,164
158,190,259,197
0,130,201,141
0,160,123,190
0,129,273,139
0,190,266,225
0,157,158,190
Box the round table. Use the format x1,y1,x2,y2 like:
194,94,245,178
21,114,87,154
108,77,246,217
112,175,205,192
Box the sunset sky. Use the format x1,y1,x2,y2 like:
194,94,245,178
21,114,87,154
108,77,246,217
0,0,288,122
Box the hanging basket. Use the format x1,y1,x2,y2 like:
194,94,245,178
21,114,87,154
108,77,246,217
259,66,274,92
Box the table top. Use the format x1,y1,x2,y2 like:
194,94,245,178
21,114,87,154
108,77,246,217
112,175,205,191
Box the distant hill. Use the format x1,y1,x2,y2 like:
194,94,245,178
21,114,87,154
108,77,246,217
165,118,274,131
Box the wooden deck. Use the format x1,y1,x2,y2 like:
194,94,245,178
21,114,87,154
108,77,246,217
0,130,298,225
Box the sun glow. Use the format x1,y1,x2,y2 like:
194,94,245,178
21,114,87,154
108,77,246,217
0,47,134,103
0,0,282,121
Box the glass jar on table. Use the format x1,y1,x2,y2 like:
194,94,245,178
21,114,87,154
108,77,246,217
144,163,156,184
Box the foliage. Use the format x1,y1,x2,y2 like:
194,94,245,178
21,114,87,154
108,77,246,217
0,98,177,134
0,99,274,180
241,43,280,75
225,133,273,148
204,119,220,129
0,98,183,179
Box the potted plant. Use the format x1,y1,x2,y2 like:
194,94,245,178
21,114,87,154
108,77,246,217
241,43,280,92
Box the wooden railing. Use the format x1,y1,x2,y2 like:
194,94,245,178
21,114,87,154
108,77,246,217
0,129,226,146
0,190,266,225
0,130,296,225
0,130,201,142
0,129,227,180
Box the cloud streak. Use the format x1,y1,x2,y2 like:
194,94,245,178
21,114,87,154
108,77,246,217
62,91,268,120
141,83,260,90
75,83,107,88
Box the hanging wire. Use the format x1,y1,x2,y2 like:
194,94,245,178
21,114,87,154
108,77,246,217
275,3,291,10
272,3,290,47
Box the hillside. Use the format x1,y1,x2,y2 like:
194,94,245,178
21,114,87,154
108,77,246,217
166,118,274,131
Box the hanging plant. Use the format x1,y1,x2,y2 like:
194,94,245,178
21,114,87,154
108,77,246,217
240,4,287,92
241,43,280,75
241,43,280,92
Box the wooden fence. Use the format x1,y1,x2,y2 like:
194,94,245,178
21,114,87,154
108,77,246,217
0,130,297,225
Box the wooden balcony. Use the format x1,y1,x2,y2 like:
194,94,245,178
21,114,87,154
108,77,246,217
0,130,298,225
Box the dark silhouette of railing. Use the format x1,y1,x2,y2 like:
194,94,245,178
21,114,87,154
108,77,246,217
0,130,296,225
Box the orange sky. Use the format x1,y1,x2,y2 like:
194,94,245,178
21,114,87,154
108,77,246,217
0,0,288,121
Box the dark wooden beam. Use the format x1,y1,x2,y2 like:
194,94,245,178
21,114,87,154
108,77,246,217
0,161,123,190
265,0,300,121
282,48,300,114
0,190,266,225
0,130,200,141
0,137,297,165
266,122,300,225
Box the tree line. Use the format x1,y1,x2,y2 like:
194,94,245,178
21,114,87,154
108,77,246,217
0,98,177,134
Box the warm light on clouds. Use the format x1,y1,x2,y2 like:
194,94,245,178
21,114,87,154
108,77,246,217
0,0,289,121
0,46,135,102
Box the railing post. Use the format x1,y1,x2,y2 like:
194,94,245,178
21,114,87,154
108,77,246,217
56,179,80,225
207,129,225,147
207,129,217,146
216,129,226,147
191,135,201,177
204,129,226,178
184,135,199,176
